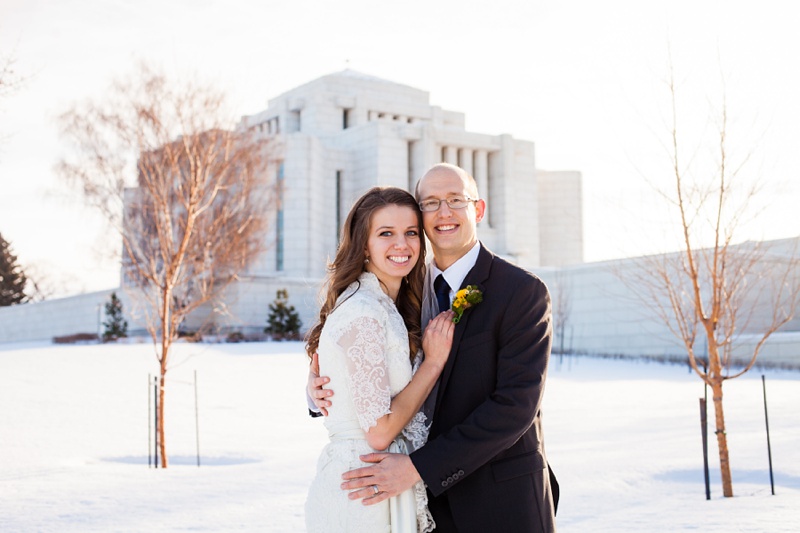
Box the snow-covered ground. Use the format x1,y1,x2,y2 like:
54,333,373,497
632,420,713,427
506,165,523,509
1,341,798,532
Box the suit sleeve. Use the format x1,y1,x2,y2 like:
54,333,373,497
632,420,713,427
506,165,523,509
410,277,552,496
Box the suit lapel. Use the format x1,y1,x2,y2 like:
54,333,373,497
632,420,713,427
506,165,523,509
434,244,494,412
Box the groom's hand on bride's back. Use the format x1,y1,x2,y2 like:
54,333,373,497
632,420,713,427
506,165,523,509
308,352,334,416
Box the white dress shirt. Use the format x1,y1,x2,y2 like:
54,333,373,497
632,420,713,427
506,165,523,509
422,241,481,328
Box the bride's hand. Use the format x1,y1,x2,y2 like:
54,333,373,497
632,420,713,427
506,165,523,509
422,311,455,371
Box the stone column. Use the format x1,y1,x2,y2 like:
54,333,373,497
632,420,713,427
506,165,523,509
474,149,489,227
443,146,457,164
458,148,473,176
411,123,436,189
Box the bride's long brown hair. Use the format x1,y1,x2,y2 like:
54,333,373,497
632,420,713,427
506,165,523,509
305,187,426,363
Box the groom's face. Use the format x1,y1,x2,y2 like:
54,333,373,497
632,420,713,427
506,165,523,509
417,167,485,270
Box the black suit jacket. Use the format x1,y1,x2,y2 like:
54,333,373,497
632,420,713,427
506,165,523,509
410,244,558,533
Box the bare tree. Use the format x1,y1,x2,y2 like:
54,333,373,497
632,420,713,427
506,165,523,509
625,62,800,497
0,48,23,100
1,46,27,152
551,270,573,358
22,263,61,302
58,63,276,467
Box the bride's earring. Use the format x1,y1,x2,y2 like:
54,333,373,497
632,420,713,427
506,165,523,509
364,256,370,264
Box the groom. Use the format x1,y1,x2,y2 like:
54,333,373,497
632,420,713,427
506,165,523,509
311,163,558,532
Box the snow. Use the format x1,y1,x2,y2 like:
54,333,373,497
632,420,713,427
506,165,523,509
1,341,798,532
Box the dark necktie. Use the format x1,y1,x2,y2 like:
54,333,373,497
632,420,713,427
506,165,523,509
434,274,451,314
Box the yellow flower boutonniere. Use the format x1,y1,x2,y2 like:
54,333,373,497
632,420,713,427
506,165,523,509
451,285,483,323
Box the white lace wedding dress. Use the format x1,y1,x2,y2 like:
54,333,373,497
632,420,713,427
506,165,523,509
305,272,434,533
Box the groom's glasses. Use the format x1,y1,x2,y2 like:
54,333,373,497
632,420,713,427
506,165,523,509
418,196,478,212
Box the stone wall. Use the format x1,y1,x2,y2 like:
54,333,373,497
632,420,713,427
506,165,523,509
536,248,800,368
0,277,322,344
0,289,118,343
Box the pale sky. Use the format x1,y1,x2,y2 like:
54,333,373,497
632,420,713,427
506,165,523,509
1,0,798,297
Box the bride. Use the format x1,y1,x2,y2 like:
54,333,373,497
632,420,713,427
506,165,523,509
304,187,453,533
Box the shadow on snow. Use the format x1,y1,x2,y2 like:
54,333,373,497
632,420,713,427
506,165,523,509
103,455,261,466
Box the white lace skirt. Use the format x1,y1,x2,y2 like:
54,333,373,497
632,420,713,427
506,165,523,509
305,429,432,533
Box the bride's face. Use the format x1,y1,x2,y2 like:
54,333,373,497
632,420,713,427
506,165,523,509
364,204,421,295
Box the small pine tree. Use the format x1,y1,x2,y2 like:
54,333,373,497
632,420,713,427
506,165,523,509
103,292,128,342
0,232,28,306
265,289,302,341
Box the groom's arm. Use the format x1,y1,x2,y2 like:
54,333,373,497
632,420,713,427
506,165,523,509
410,275,552,496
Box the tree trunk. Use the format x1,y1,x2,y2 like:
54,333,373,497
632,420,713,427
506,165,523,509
158,289,171,469
158,366,167,468
158,289,172,468
710,380,733,497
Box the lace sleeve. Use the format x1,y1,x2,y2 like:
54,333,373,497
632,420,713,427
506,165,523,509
335,315,392,432
402,351,431,452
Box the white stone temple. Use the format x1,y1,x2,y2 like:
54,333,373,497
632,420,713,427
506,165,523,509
206,70,583,331
196,69,583,336
239,69,583,281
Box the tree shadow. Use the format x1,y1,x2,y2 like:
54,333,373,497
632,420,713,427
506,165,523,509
103,455,261,466
653,468,800,490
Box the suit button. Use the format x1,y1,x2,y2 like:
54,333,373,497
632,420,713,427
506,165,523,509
458,469,465,476
441,480,448,487
447,476,454,483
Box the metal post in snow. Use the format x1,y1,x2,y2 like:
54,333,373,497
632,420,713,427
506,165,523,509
762,375,775,495
700,397,711,500
194,369,201,467
154,375,159,469
148,373,152,468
